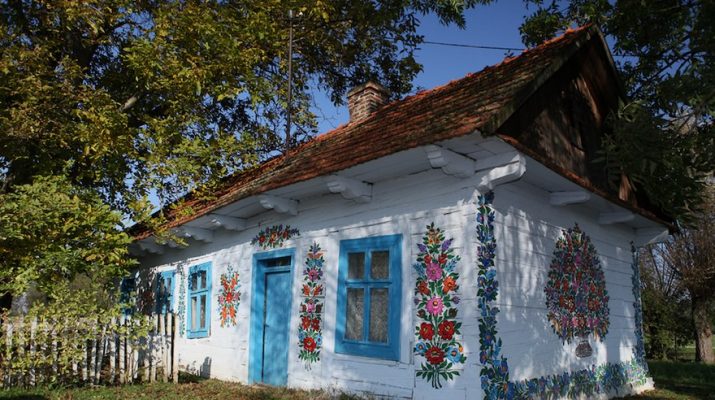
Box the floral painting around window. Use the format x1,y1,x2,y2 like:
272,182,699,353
298,242,325,368
176,264,187,336
218,265,241,328
544,224,610,351
251,225,300,250
414,223,466,388
475,191,511,398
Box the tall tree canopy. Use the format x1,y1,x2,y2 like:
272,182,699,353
0,0,488,215
518,0,714,219
0,0,489,307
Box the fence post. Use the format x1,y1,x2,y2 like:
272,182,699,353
28,317,36,387
172,313,178,383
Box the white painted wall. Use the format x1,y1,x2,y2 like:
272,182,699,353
138,153,649,400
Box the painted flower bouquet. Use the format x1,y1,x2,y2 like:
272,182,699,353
251,225,300,249
298,243,325,367
544,225,610,350
218,265,241,328
413,223,466,388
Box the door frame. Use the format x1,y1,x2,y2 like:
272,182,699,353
248,248,295,384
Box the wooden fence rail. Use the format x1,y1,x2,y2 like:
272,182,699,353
0,313,177,388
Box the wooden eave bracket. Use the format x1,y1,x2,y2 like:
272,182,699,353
598,211,635,225
326,175,372,203
174,226,214,243
634,227,670,247
550,191,591,206
208,214,246,231
259,194,299,216
475,153,526,191
424,145,476,178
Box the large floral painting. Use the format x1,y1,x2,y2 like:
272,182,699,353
298,242,325,367
251,225,300,250
544,224,610,354
218,265,241,328
414,223,466,388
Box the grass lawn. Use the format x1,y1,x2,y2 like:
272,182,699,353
0,375,362,400
619,360,715,400
2,360,714,400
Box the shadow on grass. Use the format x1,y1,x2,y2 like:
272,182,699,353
622,359,715,400
178,371,209,384
0,395,48,400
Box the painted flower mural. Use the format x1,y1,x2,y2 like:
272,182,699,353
298,242,325,367
176,264,187,336
251,225,300,250
218,265,241,328
475,191,511,398
414,223,466,388
544,224,610,354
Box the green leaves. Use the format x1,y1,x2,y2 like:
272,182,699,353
0,175,135,298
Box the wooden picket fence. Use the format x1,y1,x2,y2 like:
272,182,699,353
0,313,178,388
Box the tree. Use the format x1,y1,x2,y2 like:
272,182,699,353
640,187,715,363
1,0,490,214
639,245,692,359
0,175,135,308
0,1,489,308
517,0,714,219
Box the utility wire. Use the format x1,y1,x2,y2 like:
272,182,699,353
422,40,524,51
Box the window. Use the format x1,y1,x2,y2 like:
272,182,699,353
187,262,211,338
119,277,136,316
155,270,175,314
336,234,402,360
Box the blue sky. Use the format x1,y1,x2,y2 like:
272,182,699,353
312,2,529,134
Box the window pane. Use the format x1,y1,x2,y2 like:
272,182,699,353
191,274,198,291
200,295,207,329
345,288,364,341
369,288,389,343
370,251,389,279
199,271,207,289
348,252,365,279
165,277,172,292
266,256,292,268
191,296,197,330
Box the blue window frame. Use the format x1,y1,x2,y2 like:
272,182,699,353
336,234,402,360
155,270,175,314
187,262,211,338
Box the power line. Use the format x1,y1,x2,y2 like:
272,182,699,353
422,40,524,52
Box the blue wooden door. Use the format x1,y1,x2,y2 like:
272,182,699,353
261,270,291,385
250,250,294,386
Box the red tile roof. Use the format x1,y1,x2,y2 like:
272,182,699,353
132,25,665,240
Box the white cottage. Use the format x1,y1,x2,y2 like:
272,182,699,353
129,26,670,400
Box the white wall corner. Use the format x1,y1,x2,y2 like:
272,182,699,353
258,194,299,216
325,175,373,203
475,154,526,191
550,191,591,206
598,211,635,225
424,145,476,178
208,214,247,231
634,227,670,247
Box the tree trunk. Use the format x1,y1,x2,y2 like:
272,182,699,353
692,295,714,364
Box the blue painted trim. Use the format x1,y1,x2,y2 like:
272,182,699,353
187,261,212,339
335,234,402,361
248,248,295,384
156,270,176,314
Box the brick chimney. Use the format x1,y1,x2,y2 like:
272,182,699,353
347,82,390,122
